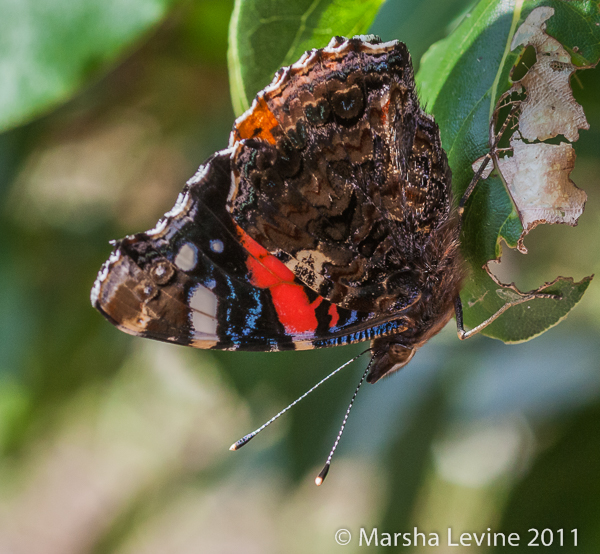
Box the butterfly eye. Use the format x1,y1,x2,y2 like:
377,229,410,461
385,269,416,294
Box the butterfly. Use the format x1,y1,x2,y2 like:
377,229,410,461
91,35,505,483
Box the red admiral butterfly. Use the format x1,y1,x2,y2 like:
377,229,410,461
91,35,514,483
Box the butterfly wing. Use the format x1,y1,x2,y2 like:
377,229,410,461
92,150,411,351
92,36,460,360
228,36,453,313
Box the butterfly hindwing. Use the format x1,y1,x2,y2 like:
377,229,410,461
227,37,453,314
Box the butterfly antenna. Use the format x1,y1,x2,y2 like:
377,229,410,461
315,355,374,486
229,349,371,451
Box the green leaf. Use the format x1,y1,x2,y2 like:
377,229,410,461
0,0,177,132
227,0,385,117
417,0,600,342
370,0,478,73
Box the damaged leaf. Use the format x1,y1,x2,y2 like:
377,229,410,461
510,6,589,142
492,6,590,253
497,137,587,247
467,271,592,342
418,0,600,342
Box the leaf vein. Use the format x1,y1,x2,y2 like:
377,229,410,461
281,0,324,66
489,0,523,120
447,88,492,158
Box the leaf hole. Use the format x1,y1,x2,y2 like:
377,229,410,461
511,45,537,82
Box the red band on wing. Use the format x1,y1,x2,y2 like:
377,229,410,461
328,304,339,328
237,226,323,335
271,284,322,335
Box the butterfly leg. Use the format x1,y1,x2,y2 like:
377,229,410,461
457,102,521,223
456,151,493,230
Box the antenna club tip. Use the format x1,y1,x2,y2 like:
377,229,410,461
315,463,330,486
229,434,254,451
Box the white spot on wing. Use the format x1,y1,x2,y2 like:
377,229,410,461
290,50,319,70
326,36,345,50
264,67,290,94
323,41,350,54
283,249,330,289
210,239,224,253
189,284,218,336
359,39,399,53
174,243,198,271
323,36,398,55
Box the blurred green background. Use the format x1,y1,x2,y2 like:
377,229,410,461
1,0,600,552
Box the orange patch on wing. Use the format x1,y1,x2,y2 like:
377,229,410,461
237,226,323,335
233,96,279,145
